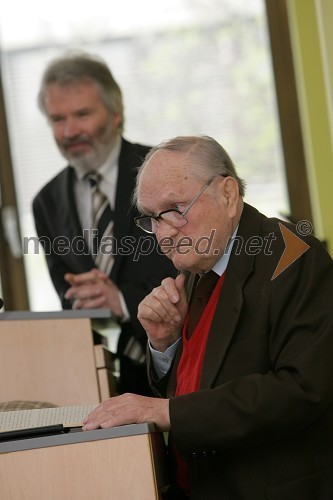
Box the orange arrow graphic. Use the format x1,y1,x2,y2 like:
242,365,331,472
271,223,310,280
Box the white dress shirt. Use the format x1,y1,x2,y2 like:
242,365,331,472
71,136,130,320
73,136,121,234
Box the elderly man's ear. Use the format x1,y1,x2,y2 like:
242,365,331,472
218,177,240,216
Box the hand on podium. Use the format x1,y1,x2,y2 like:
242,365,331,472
82,393,170,432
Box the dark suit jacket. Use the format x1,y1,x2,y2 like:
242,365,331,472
150,203,333,500
33,137,176,353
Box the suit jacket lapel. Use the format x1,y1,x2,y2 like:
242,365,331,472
111,139,136,280
111,138,148,280
113,141,133,237
199,203,263,389
63,167,95,269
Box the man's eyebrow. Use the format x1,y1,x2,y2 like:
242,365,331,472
137,206,155,216
75,106,93,112
49,113,64,120
139,191,181,215
140,211,153,217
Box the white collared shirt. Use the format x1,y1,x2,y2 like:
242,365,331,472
73,135,121,233
71,136,130,320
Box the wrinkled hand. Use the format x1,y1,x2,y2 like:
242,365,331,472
64,268,123,317
137,273,188,352
82,393,170,432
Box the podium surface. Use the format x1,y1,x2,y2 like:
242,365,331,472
0,423,168,499
0,309,115,405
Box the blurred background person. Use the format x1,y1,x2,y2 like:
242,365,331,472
33,52,176,396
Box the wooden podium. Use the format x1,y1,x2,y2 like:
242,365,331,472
0,310,116,406
0,423,169,499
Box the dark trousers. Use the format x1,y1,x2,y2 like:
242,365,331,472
117,355,153,396
162,484,189,500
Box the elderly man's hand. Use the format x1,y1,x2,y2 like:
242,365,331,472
64,268,124,317
137,273,188,352
82,393,170,431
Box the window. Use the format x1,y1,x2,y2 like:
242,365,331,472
0,0,288,310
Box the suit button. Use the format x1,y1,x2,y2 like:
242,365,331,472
211,450,217,456
202,451,208,457
192,452,198,459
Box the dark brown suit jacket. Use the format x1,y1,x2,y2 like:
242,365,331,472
150,203,333,500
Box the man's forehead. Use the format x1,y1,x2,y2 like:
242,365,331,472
47,78,96,91
141,149,190,183
45,80,100,102
44,81,104,117
138,154,194,210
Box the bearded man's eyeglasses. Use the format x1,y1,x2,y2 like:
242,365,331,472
134,173,226,234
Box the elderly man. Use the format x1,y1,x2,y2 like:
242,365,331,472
83,136,333,499
33,53,176,396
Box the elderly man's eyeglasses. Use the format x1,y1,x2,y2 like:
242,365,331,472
134,173,226,234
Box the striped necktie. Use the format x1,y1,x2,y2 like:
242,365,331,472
87,173,114,275
87,173,144,364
